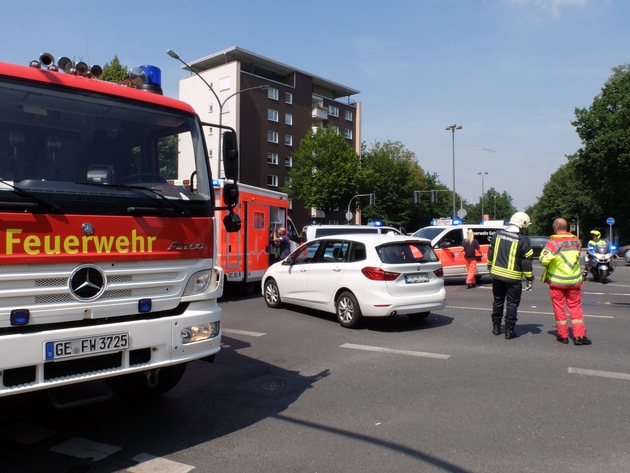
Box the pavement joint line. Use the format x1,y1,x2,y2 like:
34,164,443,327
446,305,614,319
223,328,266,337
340,343,450,360
568,367,630,382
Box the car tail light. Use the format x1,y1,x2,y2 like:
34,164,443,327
434,268,444,278
361,267,400,281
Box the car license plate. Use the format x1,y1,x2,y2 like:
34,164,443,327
405,273,429,284
44,332,129,361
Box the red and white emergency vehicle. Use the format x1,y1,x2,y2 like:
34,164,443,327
0,53,241,403
213,180,297,292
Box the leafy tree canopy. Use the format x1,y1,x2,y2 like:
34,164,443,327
100,55,128,83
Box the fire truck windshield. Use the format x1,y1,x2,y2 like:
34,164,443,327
0,77,212,216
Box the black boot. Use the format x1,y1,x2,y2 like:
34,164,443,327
492,323,501,336
505,323,518,340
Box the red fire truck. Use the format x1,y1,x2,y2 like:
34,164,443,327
0,54,240,403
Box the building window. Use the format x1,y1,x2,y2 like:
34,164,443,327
267,153,278,165
267,131,278,143
344,129,353,139
268,109,279,122
285,134,293,146
344,110,353,121
267,175,278,187
332,126,339,134
328,105,339,117
268,87,279,101
284,177,292,187
219,77,231,91
285,113,293,125
285,92,293,104
285,156,293,167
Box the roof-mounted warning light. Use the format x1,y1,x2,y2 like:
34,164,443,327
138,65,163,95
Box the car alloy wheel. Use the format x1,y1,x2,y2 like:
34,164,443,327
336,291,363,329
264,279,282,308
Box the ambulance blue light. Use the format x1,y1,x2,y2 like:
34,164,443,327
452,218,462,225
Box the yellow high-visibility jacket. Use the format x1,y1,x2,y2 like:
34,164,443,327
540,232,583,287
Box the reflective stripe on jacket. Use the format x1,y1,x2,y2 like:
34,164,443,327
540,232,583,287
487,228,534,282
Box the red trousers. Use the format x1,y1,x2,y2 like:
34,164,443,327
465,259,477,285
549,286,586,338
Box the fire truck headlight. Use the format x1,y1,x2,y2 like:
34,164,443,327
180,322,220,344
184,271,211,296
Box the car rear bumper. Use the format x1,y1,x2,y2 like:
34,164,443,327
360,287,446,317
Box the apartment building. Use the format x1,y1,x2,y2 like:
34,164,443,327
177,46,361,230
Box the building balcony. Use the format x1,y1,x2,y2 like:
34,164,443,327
311,106,328,121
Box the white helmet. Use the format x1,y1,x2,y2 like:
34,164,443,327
509,211,531,230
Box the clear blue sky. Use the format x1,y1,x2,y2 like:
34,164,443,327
2,0,627,212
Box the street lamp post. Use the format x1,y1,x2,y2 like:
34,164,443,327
493,193,497,220
477,172,488,221
445,124,462,219
166,49,268,179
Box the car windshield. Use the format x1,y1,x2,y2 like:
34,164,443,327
377,242,438,264
413,227,444,241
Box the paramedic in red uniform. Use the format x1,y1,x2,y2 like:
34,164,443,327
540,218,591,345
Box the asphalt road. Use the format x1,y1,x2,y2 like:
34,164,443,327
2,261,630,473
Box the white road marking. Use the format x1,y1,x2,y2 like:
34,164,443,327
447,305,614,319
568,367,630,382
128,453,194,473
50,437,120,461
223,328,266,337
340,343,450,359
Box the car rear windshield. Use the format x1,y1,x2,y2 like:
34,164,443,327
377,242,438,264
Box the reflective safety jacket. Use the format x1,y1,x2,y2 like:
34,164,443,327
587,238,608,255
487,228,534,283
540,232,583,287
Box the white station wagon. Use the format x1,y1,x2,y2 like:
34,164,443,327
262,234,446,328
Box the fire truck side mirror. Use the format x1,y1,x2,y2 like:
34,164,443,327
222,182,239,208
222,131,238,180
223,211,242,233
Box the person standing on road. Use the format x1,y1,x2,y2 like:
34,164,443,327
462,229,482,288
540,218,591,345
487,212,534,339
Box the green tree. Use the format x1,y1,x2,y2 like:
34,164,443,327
529,161,601,242
467,188,516,224
359,141,429,231
287,126,360,214
100,55,128,83
570,63,630,242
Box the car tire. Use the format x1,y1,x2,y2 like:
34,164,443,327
263,278,282,308
336,291,363,329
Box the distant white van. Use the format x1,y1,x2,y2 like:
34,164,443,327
412,223,506,279
301,224,403,243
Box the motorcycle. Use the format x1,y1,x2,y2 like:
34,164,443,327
584,243,618,284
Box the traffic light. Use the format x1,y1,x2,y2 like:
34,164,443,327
413,191,421,204
369,193,376,206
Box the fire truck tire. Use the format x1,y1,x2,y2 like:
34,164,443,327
109,364,186,400
263,279,282,308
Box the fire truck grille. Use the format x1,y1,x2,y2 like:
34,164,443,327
0,260,201,319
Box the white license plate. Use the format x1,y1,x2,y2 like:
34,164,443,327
44,332,129,361
405,273,429,284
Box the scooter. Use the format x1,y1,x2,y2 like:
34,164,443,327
584,243,618,284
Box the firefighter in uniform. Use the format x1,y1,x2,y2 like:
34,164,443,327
541,218,591,345
487,212,534,339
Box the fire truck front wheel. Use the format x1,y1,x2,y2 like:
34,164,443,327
109,364,187,400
